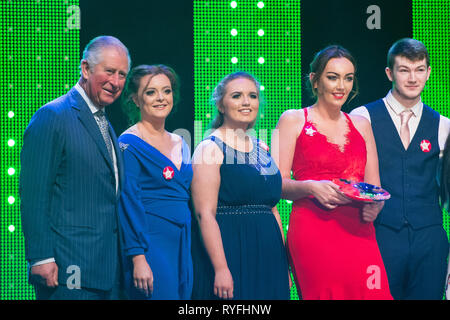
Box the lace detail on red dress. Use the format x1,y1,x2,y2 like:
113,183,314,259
292,107,367,183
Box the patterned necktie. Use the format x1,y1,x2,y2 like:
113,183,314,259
399,110,413,150
95,110,114,161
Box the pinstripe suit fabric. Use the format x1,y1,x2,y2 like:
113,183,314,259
20,87,123,291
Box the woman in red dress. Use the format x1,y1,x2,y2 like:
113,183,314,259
272,45,393,300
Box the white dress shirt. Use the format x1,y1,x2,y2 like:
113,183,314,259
351,90,450,157
31,84,119,267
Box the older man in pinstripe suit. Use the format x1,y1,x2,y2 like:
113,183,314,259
20,36,130,299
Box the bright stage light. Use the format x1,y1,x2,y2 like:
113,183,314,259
8,196,15,205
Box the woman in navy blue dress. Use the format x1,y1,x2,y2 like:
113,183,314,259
191,72,290,300
118,65,193,299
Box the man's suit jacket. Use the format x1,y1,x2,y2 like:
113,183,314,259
20,87,124,291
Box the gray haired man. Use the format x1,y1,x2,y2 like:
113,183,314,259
20,36,130,299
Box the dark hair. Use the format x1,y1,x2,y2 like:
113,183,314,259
440,133,450,210
307,45,359,103
387,38,430,70
122,64,180,125
210,71,261,129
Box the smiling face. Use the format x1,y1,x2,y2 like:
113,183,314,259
386,56,430,107
312,57,355,109
81,47,129,108
219,77,259,129
134,73,174,122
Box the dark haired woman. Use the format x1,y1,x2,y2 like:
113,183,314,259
191,72,290,300
118,64,193,299
272,46,392,299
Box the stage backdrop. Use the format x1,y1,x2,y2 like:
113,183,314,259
1,0,449,300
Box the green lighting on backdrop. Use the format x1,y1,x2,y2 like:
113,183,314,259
1,0,80,300
194,0,302,299
412,0,450,238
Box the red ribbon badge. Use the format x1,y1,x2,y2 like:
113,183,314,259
420,140,431,152
163,166,174,180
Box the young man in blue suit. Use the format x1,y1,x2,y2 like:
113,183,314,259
20,35,130,299
351,38,450,299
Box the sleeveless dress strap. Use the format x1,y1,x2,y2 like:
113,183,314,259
342,112,358,133
206,135,227,154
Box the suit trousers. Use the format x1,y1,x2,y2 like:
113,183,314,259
375,223,449,300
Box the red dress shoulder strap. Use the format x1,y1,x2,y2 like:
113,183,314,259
303,107,308,120
342,112,363,139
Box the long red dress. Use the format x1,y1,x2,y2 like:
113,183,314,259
287,108,392,300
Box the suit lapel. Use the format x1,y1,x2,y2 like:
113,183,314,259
69,88,115,174
409,105,429,151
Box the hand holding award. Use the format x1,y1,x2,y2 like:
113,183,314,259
333,178,391,202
